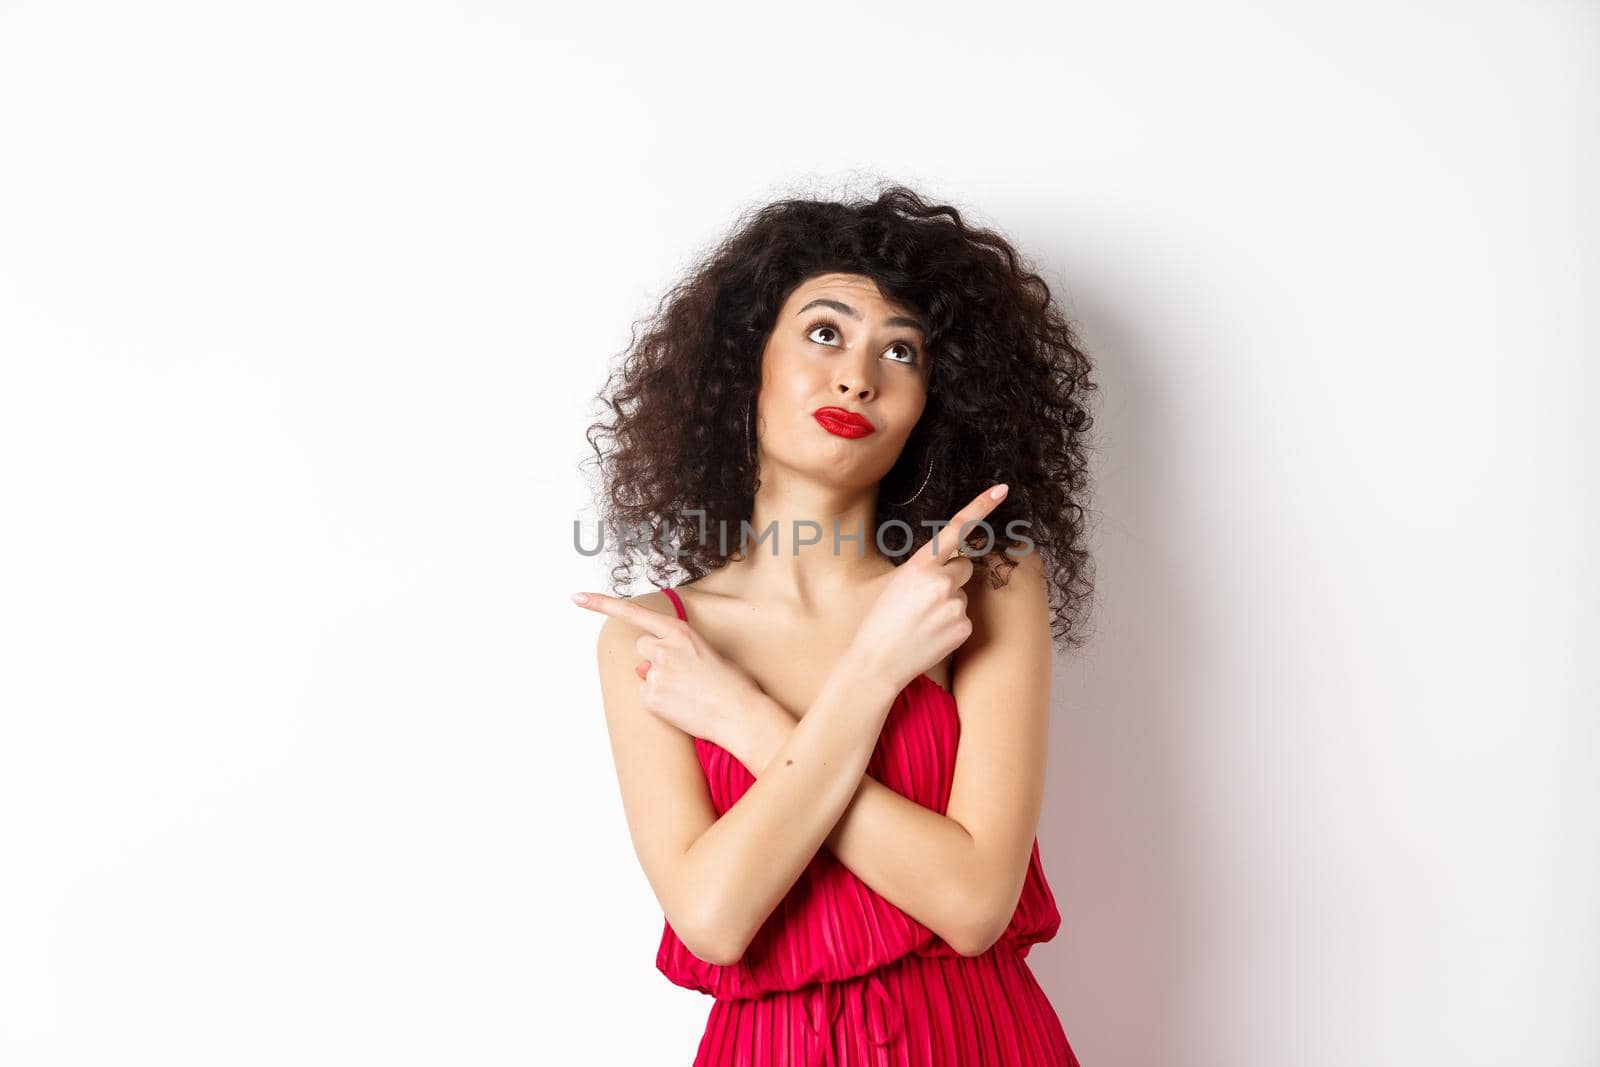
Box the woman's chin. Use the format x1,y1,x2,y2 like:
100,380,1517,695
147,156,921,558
761,458,888,496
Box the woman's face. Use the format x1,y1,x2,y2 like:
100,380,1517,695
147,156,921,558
755,272,930,493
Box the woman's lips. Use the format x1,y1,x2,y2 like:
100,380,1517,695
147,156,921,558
812,406,876,439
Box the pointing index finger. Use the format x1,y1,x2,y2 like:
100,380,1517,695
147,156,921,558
570,591,677,637
922,483,1009,562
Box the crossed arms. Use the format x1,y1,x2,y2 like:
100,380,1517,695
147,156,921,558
594,549,1054,964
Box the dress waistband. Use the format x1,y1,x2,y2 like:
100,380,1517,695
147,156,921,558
795,937,1032,1064
801,969,902,1066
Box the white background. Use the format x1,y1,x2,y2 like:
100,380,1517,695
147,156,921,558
2,2,1595,1064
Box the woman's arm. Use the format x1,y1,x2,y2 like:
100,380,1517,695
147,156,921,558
595,594,902,966
729,549,1055,957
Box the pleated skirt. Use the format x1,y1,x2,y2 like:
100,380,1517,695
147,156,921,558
690,940,1081,1066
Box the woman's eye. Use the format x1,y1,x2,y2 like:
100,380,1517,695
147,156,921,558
806,318,917,365
806,322,841,346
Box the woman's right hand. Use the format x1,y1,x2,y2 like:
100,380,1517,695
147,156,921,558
849,483,1011,692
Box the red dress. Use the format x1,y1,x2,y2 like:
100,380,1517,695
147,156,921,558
656,586,1081,1066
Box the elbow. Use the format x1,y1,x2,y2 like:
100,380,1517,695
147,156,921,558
945,887,1010,959
946,855,1034,957
688,932,746,968
947,918,1006,959
679,896,752,968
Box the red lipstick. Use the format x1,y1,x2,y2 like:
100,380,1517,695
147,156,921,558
812,406,876,439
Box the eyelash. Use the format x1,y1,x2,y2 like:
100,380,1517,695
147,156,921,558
804,316,920,365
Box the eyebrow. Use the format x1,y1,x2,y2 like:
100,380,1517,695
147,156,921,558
795,297,926,334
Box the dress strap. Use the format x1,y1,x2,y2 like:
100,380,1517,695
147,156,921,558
661,586,687,622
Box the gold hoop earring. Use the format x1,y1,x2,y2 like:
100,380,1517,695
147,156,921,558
889,454,934,506
745,401,757,466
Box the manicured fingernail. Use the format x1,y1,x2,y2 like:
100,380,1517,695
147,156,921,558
990,484,1008,499
570,592,589,604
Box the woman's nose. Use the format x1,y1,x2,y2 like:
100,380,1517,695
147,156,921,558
833,363,877,403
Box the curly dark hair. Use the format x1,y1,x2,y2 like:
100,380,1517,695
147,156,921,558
582,182,1099,649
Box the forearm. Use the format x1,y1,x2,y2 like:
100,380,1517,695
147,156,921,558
735,698,1002,954
680,659,901,962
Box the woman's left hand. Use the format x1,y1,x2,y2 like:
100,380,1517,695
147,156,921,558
571,590,775,760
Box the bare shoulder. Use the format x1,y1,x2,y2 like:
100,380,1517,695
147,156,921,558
951,546,1052,708
965,545,1049,630
594,589,681,657
585,587,716,933
592,589,689,737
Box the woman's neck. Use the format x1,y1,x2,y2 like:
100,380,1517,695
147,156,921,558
730,471,894,609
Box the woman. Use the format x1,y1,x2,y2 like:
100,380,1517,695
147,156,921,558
573,184,1097,1065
